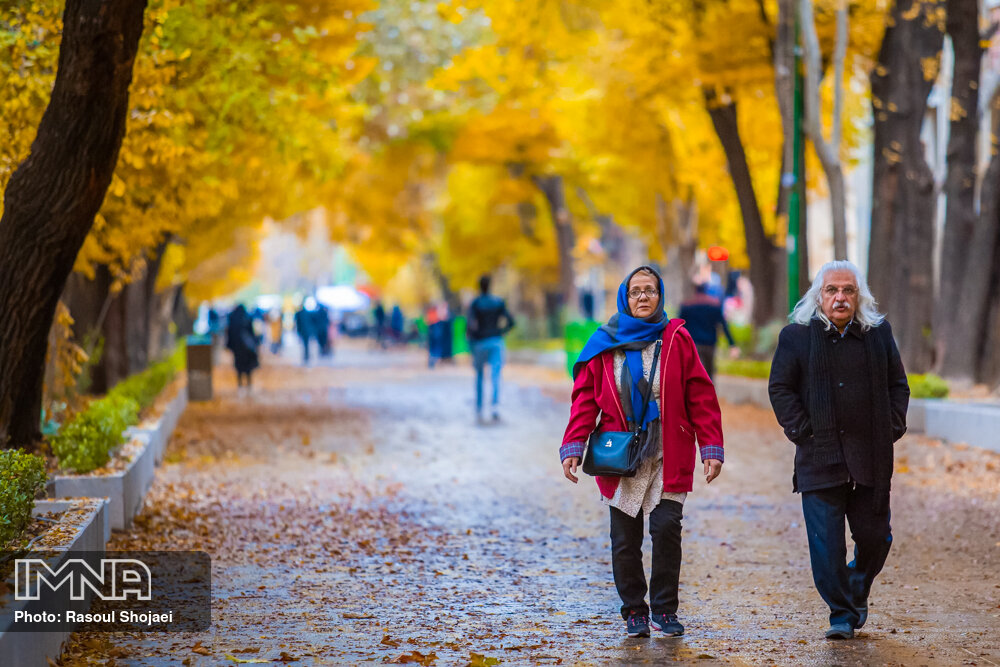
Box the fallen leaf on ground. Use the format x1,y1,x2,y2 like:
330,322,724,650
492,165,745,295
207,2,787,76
225,655,269,664
389,650,438,665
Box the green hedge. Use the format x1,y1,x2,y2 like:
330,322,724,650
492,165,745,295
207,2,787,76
106,347,183,409
50,394,140,473
0,450,47,549
50,348,184,473
564,320,601,376
717,358,772,379
716,359,951,400
908,373,949,399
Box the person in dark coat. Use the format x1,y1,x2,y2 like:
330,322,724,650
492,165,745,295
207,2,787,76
390,305,405,344
467,275,515,422
768,260,909,640
678,283,737,380
372,301,387,348
294,298,316,365
313,304,332,357
226,304,259,391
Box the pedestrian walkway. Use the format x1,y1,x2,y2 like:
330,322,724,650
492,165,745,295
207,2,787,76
61,342,1000,665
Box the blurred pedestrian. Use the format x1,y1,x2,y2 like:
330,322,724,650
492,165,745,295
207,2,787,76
678,283,738,380
207,307,221,334
560,265,724,639
313,303,332,357
768,260,909,640
268,309,284,354
390,305,405,344
226,304,259,393
294,298,316,365
467,275,515,423
372,301,387,348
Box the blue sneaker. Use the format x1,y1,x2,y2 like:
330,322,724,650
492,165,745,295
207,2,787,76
651,613,684,636
626,612,650,638
825,622,854,639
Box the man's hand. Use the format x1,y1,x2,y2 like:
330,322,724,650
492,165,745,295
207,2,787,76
704,459,722,484
562,457,581,483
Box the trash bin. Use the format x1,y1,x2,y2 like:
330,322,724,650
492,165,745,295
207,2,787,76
564,320,601,377
452,316,469,356
186,334,214,401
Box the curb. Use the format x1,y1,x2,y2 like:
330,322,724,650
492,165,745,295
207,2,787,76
47,433,156,534
125,387,188,466
918,399,1000,454
0,498,109,666
46,381,188,533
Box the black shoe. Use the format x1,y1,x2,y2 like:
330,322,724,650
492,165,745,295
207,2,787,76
626,613,650,638
825,622,854,639
650,613,684,636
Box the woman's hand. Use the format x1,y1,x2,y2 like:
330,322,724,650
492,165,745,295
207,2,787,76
562,457,581,483
704,459,722,484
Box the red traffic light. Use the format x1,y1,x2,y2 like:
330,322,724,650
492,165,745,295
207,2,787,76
707,246,729,261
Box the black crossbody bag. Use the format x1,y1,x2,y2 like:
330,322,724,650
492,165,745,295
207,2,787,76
582,340,661,477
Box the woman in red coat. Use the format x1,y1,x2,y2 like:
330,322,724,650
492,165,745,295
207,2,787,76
560,266,725,638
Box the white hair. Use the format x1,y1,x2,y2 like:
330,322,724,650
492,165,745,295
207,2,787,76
789,260,885,331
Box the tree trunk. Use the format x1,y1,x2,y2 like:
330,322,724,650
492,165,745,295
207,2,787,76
0,0,147,448
92,256,164,393
507,162,541,244
936,0,983,372
775,0,795,231
101,271,130,392
172,286,196,341
426,252,462,316
942,92,1000,382
149,284,180,363
657,190,698,305
801,0,849,261
531,174,578,321
978,235,1000,388
868,0,944,372
704,89,783,326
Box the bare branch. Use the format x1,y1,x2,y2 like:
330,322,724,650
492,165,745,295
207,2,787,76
832,0,847,151
800,0,848,259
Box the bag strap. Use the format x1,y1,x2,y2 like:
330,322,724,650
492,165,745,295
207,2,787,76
619,360,634,422
635,339,662,428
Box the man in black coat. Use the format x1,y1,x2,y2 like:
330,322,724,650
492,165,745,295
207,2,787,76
467,274,516,423
768,261,909,640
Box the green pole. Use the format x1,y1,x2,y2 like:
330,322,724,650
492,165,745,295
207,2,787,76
787,14,804,312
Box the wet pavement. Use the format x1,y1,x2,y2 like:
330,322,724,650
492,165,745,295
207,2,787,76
60,341,1000,666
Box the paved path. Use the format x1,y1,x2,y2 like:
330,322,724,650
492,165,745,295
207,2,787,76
61,342,1000,666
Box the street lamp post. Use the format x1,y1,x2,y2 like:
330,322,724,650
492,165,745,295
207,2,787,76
787,16,805,312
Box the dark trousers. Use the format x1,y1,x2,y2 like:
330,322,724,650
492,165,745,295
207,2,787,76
801,483,892,627
609,499,683,620
695,344,716,381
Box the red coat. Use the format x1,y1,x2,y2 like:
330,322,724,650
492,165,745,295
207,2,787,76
561,319,724,497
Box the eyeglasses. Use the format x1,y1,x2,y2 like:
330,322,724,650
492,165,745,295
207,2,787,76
823,285,858,297
627,287,660,300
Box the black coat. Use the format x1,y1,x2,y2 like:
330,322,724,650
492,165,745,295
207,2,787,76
226,307,260,374
768,318,909,493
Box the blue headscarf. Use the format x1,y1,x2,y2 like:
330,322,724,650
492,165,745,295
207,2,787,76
574,266,668,430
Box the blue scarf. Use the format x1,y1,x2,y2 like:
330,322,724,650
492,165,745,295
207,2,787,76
573,266,668,430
